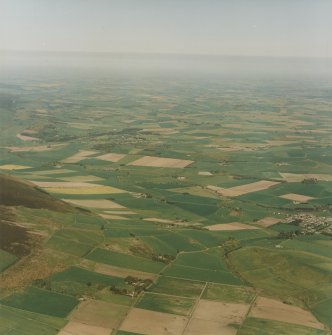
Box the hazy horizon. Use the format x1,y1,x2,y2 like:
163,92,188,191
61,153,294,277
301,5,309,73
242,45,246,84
1,0,332,58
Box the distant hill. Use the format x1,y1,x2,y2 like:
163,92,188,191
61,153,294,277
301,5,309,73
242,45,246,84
0,173,72,212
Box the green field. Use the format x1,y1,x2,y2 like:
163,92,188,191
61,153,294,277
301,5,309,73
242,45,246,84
237,318,326,335
203,283,255,303
149,276,205,297
0,249,18,272
162,263,243,285
85,248,165,273
0,305,67,335
135,292,195,315
0,287,78,318
1,53,331,332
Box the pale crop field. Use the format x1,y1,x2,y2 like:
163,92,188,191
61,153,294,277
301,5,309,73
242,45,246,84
184,299,250,335
255,217,281,228
129,156,193,168
279,193,315,203
0,164,32,170
119,308,188,335
69,299,128,329
58,321,111,335
6,144,65,152
198,171,213,176
45,185,125,194
16,133,39,141
62,150,98,163
207,180,280,197
96,153,126,162
31,181,103,188
207,222,259,231
80,260,157,280
250,296,324,330
62,199,125,209
280,173,332,182
99,214,127,220
30,181,126,194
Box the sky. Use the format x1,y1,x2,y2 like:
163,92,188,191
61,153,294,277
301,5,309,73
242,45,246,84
1,0,332,58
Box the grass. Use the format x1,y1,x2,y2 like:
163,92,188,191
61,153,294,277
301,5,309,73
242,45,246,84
0,305,66,335
46,235,93,256
0,286,78,318
173,251,229,271
312,298,332,328
237,317,325,335
280,239,332,258
135,292,195,316
0,249,18,272
85,248,165,273
155,232,204,252
140,235,177,256
149,276,205,297
50,266,124,286
53,228,104,245
228,245,332,317
177,229,221,247
203,283,255,303
162,264,243,285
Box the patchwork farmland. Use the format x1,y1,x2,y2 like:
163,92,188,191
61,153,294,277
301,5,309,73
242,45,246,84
0,62,331,335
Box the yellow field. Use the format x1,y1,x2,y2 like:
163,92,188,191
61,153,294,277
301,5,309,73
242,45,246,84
103,210,136,215
99,214,128,220
6,144,66,152
31,181,103,188
0,164,32,170
129,155,193,168
280,172,332,182
45,185,126,194
28,169,75,175
256,217,281,228
144,218,175,224
96,153,126,162
80,260,157,280
207,180,280,197
279,193,315,203
62,150,98,163
207,222,259,231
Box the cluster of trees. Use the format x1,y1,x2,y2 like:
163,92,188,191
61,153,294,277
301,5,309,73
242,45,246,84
278,230,301,239
302,178,318,184
151,253,175,264
110,276,153,297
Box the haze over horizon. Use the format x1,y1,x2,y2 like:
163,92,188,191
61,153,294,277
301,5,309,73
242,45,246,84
1,0,332,59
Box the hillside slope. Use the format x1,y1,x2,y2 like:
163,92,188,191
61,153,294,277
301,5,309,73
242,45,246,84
0,173,72,212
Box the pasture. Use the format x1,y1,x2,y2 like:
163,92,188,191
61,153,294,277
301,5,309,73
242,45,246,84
0,286,78,318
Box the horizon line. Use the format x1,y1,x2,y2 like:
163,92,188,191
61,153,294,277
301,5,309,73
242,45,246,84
1,49,332,60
